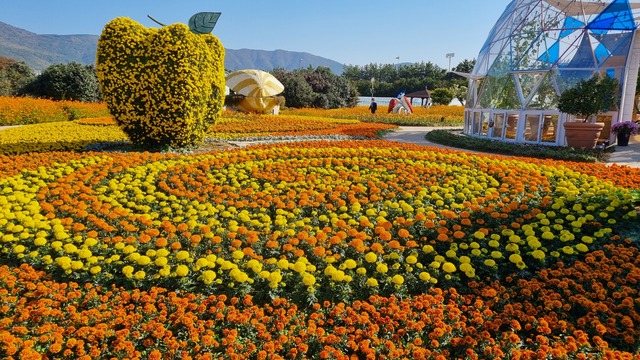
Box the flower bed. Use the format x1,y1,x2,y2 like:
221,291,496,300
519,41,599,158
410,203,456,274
0,96,110,125
210,113,396,139
282,105,464,126
0,140,638,358
0,121,128,154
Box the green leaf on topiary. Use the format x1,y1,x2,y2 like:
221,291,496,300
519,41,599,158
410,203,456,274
188,12,221,34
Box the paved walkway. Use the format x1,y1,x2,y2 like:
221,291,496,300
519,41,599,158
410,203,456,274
382,126,640,168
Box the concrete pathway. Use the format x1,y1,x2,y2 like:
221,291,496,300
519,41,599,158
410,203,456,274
381,126,640,168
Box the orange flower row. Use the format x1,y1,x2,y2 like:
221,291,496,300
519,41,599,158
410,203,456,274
472,237,640,353
211,114,396,139
1,238,639,359
0,96,110,125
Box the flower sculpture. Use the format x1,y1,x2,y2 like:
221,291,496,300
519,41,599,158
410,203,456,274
96,17,225,148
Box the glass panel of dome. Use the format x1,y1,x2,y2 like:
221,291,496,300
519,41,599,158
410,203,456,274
487,47,513,75
554,69,596,92
516,72,546,102
538,30,586,67
472,112,482,135
467,78,484,108
490,113,505,139
473,51,491,76
588,0,636,32
559,16,586,38
558,33,597,68
496,75,521,110
518,31,562,70
526,73,560,109
594,43,611,63
524,114,541,141
593,31,633,66
505,113,519,140
537,40,561,65
541,114,559,143
482,38,512,75
478,75,508,108
480,112,491,136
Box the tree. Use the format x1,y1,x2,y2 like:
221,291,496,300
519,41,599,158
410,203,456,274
0,58,35,96
20,62,101,102
343,61,448,97
452,59,476,74
272,66,358,109
450,84,468,105
272,68,315,108
430,88,455,105
557,75,618,122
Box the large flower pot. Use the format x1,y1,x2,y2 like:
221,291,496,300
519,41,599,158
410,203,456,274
563,122,605,149
617,132,631,146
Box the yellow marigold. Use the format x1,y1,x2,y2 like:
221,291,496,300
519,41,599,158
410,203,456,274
176,265,189,277
392,274,404,285
302,273,316,286
442,262,456,273
201,270,216,285
366,278,379,287
532,250,546,259
508,254,522,264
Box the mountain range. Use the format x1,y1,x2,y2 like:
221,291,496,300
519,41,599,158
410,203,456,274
0,21,345,74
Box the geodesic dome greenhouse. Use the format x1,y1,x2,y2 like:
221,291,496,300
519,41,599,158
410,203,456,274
464,0,640,146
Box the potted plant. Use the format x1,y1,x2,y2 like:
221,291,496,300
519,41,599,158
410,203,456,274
610,120,639,146
557,75,618,148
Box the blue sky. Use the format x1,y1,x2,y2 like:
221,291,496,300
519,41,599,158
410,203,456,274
1,0,511,70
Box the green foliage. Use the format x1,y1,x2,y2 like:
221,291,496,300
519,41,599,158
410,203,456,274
430,88,455,105
450,84,468,105
557,76,619,122
96,17,225,149
271,70,315,108
19,62,100,102
272,66,358,109
425,129,610,163
0,59,35,96
343,60,476,97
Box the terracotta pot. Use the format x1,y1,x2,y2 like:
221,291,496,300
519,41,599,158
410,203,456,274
563,122,604,149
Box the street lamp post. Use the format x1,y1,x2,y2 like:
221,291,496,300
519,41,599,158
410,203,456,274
370,77,375,97
446,53,455,72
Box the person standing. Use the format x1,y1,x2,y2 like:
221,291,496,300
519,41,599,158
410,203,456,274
369,98,378,114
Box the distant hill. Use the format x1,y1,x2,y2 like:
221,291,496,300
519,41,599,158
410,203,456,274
0,21,344,74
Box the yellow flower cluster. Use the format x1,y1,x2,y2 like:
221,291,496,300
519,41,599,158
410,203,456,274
0,121,128,154
96,17,225,148
0,141,635,304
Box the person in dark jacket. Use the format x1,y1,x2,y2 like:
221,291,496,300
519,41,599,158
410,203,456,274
369,98,378,114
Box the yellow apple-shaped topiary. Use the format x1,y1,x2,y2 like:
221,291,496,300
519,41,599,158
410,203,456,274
96,17,225,148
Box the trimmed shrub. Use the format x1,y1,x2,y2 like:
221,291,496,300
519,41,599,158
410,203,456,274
19,62,100,102
96,17,225,148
